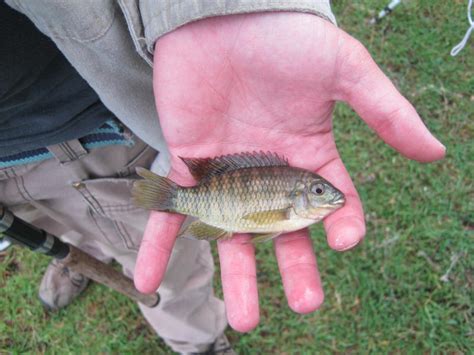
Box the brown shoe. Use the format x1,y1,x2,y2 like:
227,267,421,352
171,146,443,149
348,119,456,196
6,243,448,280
189,334,236,355
38,259,89,311
209,334,236,355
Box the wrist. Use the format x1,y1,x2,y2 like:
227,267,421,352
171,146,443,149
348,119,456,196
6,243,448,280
144,0,336,55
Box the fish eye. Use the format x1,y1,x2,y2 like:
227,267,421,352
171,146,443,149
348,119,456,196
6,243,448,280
311,183,325,195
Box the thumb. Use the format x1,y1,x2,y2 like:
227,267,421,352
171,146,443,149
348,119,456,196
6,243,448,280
334,34,446,162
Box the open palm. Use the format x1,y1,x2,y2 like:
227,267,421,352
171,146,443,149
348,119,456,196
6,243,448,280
135,13,445,331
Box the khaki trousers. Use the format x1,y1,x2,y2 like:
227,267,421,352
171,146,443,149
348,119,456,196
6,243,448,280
0,131,226,353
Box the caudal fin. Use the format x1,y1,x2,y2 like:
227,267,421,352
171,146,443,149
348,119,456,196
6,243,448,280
132,168,178,212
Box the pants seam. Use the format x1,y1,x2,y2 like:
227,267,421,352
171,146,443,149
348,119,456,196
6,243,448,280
65,141,87,160
114,220,138,251
87,207,115,245
63,142,78,160
58,143,74,162
77,186,106,215
12,171,33,202
77,185,137,251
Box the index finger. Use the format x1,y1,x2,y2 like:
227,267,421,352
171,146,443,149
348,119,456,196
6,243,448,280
134,166,191,293
134,211,184,293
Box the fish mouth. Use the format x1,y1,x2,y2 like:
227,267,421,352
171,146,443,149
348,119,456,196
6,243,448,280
331,196,346,206
318,200,345,211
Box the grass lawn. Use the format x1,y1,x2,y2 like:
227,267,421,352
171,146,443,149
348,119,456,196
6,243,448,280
1,0,472,353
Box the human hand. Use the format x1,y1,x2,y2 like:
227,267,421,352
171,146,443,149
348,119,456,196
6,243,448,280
134,13,445,331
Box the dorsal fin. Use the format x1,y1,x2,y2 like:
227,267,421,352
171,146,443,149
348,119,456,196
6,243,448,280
180,151,288,181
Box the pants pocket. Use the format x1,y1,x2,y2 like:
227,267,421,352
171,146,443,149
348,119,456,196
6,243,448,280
117,144,158,177
75,177,149,251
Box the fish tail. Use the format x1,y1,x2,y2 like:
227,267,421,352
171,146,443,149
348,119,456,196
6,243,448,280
133,168,178,212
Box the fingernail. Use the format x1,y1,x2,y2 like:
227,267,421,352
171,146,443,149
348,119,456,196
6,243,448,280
328,218,366,251
333,236,360,251
436,139,446,152
290,287,325,314
340,239,360,251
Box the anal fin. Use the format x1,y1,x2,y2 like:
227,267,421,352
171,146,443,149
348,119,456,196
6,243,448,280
251,232,282,243
179,220,231,241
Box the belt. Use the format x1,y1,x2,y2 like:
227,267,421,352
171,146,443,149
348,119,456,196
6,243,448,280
0,120,134,168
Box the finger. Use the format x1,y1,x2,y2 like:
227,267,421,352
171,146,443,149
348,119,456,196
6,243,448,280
274,229,324,313
134,166,190,293
336,36,446,162
134,211,185,293
318,156,366,251
217,234,259,332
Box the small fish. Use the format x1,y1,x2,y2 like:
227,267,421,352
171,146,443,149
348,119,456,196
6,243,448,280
132,152,345,243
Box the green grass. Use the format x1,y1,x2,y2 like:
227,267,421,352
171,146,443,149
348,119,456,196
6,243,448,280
1,1,473,353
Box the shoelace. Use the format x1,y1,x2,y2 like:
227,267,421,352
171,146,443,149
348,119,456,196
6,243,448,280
451,0,474,56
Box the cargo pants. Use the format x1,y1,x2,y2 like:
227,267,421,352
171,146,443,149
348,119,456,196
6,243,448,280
0,128,227,353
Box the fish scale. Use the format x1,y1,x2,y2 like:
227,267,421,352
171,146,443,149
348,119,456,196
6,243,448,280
132,152,345,242
177,167,303,232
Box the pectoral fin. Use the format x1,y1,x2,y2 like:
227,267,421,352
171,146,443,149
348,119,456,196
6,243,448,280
251,232,282,243
242,208,290,225
179,220,231,241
